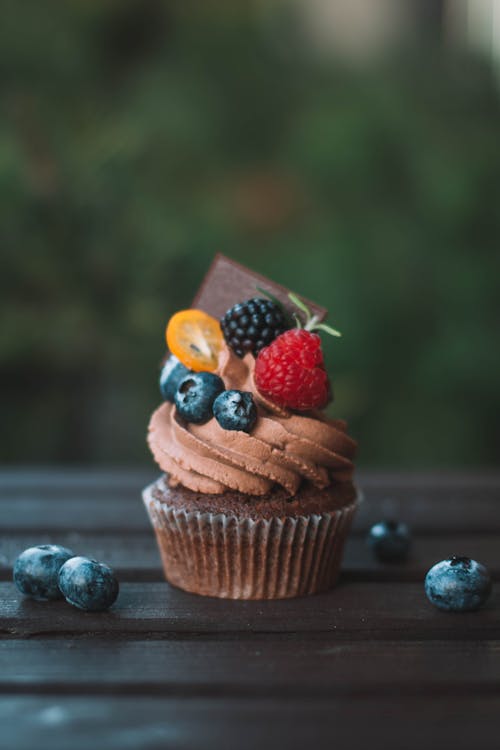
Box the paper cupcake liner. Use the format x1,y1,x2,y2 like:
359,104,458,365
142,483,360,600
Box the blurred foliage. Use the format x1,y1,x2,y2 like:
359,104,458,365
1,0,500,466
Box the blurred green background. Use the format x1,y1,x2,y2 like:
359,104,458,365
2,0,499,467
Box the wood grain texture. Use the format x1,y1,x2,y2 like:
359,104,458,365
1,469,499,750
2,582,499,639
1,695,500,750
1,639,500,696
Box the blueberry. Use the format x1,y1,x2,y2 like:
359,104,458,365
174,371,224,424
213,390,257,432
58,557,119,612
13,544,74,600
425,556,492,612
367,520,411,562
159,357,190,402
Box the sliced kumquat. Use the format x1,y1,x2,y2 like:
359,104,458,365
166,309,224,372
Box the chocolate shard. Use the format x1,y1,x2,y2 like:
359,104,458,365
192,253,327,323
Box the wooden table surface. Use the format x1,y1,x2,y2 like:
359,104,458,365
1,469,499,750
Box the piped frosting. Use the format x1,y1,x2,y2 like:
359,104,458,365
147,345,356,495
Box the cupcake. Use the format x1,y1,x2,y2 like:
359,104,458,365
143,259,358,599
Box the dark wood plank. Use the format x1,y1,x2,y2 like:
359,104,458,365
1,695,499,750
0,497,149,532
354,483,500,533
1,639,500,696
2,531,500,582
345,533,500,580
0,468,154,493
2,582,499,639
1,469,498,750
1,470,499,533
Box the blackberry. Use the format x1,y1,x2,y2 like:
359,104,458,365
220,298,290,358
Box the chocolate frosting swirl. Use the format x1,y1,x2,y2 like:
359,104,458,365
147,346,356,496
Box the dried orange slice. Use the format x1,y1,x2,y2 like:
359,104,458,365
166,309,223,372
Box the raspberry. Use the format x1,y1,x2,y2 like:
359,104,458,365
254,329,331,410
220,298,290,358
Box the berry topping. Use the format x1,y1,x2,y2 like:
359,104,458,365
174,371,225,424
166,309,224,372
367,520,412,563
58,556,119,612
159,357,191,403
13,544,75,601
425,557,492,612
255,328,331,410
253,293,341,411
213,390,258,432
220,297,290,358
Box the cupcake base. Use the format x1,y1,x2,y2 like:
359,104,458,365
142,477,360,600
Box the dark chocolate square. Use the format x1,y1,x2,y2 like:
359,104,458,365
192,253,327,322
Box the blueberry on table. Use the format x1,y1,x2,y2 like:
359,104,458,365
367,520,411,562
159,357,190,403
425,556,492,612
213,390,257,432
174,371,224,424
13,544,74,600
58,557,119,612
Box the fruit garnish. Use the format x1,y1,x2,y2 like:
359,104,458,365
254,293,340,411
255,329,330,410
220,297,290,358
166,309,224,372
159,357,191,403
213,390,257,432
174,371,225,424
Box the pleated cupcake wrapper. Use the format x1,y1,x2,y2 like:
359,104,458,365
143,484,361,600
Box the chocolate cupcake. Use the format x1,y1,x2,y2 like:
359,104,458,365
143,258,358,599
